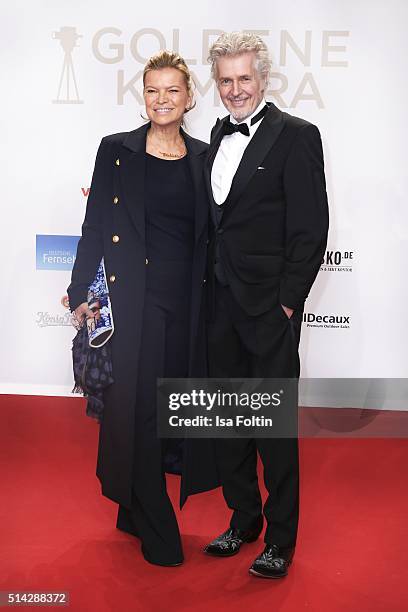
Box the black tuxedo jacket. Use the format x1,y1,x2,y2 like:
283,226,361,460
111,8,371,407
205,102,329,316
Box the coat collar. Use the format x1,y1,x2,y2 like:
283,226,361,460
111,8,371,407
122,122,207,157
119,122,207,244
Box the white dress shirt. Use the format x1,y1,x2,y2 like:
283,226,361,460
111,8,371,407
211,98,267,205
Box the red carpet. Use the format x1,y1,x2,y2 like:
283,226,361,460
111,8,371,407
1,394,407,611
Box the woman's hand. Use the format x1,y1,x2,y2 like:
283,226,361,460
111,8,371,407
71,302,95,330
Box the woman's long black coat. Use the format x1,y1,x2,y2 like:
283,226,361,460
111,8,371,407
67,123,219,508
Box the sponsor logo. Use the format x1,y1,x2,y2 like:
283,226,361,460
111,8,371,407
36,311,72,327
36,235,80,271
303,312,351,329
53,27,350,108
52,27,83,104
81,187,90,197
320,250,354,272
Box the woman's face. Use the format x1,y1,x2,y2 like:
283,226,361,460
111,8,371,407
143,67,192,129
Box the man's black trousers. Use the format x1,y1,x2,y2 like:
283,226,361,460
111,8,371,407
208,281,303,547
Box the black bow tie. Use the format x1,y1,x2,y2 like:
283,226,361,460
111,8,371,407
222,104,268,137
223,121,250,136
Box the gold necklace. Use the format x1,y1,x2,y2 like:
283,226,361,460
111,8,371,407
158,149,186,159
147,132,186,159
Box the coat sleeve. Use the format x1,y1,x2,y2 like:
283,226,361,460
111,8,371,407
67,137,109,311
279,124,329,310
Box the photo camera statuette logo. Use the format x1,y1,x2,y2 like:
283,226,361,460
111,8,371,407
53,26,83,104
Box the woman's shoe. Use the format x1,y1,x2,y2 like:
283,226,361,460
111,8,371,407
141,544,184,567
116,504,139,538
144,557,184,567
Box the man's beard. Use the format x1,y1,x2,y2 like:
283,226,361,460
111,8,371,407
230,109,251,122
226,97,255,123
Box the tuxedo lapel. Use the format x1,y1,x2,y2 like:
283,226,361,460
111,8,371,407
207,117,226,167
120,124,149,241
205,118,227,193
221,103,285,224
205,117,228,225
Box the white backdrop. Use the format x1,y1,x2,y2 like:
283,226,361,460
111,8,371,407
1,0,407,406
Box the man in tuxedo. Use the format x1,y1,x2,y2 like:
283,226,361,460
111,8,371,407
203,32,329,578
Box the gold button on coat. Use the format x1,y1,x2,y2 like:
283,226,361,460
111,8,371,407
113,196,119,204
112,235,120,243
145,258,149,265
115,158,120,166
109,274,116,282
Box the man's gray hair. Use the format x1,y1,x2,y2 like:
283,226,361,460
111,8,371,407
208,31,272,83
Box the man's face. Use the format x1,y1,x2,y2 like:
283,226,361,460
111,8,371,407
215,51,266,122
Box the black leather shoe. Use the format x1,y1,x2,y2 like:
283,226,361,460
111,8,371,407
204,523,263,557
249,544,295,578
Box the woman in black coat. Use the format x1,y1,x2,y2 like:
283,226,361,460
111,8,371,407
67,51,219,566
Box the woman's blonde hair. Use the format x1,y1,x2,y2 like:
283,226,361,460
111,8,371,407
143,50,196,113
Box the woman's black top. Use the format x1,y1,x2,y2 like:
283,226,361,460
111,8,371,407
144,153,195,263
